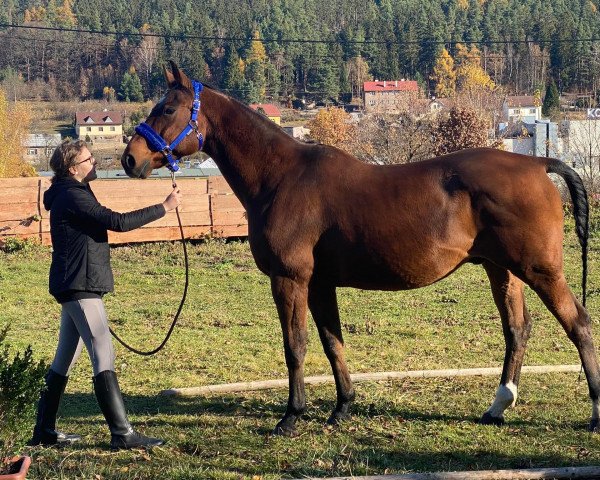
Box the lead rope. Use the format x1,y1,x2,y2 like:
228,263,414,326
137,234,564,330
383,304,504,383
109,172,189,355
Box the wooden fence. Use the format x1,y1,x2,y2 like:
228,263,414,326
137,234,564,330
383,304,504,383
0,176,248,246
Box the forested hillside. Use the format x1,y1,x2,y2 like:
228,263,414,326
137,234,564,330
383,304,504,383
0,0,599,104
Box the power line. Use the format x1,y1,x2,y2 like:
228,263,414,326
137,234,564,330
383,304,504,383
3,23,600,46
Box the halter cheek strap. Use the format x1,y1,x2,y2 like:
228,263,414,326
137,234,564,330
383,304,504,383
134,80,204,172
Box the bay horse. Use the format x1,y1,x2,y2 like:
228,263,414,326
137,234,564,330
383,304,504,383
122,62,600,436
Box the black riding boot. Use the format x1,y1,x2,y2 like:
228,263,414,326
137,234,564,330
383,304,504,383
30,369,81,446
93,370,164,450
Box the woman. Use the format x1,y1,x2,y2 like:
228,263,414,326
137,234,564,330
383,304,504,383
31,139,182,449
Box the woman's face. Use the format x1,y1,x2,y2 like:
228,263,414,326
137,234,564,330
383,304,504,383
70,146,97,183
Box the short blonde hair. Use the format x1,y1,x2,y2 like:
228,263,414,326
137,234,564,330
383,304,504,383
49,139,88,184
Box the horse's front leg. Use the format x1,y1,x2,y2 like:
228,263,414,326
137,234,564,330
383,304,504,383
308,282,355,425
271,274,309,436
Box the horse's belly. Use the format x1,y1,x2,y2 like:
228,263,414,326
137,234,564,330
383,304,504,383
318,244,471,290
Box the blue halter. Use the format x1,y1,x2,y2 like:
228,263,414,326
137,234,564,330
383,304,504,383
134,80,204,172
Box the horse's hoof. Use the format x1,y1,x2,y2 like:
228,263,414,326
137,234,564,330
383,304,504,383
327,411,349,426
272,422,298,437
588,418,600,433
480,412,504,426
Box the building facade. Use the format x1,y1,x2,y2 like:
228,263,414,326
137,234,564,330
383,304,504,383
75,111,123,143
363,80,419,114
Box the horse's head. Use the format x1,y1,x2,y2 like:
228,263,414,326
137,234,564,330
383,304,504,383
121,62,205,178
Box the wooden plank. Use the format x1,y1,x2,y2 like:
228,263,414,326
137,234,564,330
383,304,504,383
139,211,211,228
290,466,600,480
0,202,39,222
0,187,39,204
108,225,211,244
210,193,244,210
0,177,43,188
99,195,209,213
212,224,248,237
208,176,232,194
41,212,211,231
212,210,247,226
210,193,247,227
164,365,583,397
91,178,208,196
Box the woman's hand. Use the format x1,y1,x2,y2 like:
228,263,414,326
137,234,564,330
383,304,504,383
162,187,183,211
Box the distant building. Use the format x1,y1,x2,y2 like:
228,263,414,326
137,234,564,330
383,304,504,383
249,103,282,125
363,80,419,113
23,133,62,165
75,111,123,143
501,120,561,158
502,96,542,123
283,126,310,140
561,119,600,167
412,97,453,117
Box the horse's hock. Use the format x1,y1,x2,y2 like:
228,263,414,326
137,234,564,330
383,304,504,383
0,175,248,246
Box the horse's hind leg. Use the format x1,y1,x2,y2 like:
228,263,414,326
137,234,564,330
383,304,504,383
481,262,532,426
527,269,600,431
308,283,355,425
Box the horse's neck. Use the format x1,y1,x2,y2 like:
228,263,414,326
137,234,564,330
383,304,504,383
202,90,294,206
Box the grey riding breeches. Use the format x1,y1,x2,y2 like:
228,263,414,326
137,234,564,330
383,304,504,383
50,298,116,376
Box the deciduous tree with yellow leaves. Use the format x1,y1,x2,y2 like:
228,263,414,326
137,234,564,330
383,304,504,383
0,88,35,178
432,49,456,98
307,107,355,149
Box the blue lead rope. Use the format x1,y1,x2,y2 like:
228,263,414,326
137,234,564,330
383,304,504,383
135,80,204,172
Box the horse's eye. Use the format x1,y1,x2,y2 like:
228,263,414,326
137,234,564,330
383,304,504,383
164,107,176,115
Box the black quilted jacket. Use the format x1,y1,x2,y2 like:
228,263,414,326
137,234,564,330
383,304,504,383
43,177,165,300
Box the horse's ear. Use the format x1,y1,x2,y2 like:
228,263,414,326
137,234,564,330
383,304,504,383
169,60,193,90
163,64,176,88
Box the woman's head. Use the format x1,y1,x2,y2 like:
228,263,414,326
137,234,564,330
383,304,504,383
49,140,97,184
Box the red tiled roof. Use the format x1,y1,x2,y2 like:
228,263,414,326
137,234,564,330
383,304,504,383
249,103,281,117
363,80,419,92
505,96,537,108
75,111,123,126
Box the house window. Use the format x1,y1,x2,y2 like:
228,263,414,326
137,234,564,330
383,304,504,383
27,148,37,155
110,126,115,131
369,100,375,106
529,108,536,114
98,127,104,132
86,127,91,132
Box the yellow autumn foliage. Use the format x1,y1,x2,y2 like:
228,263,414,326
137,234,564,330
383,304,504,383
455,44,495,93
0,88,35,178
432,48,456,98
307,107,355,148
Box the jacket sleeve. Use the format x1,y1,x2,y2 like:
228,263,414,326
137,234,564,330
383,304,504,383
67,188,166,232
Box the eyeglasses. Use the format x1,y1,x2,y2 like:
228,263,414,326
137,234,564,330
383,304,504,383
73,155,96,166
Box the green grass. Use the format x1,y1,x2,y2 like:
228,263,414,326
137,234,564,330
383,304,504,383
2,228,600,479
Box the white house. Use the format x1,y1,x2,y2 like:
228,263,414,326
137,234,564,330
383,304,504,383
502,96,542,124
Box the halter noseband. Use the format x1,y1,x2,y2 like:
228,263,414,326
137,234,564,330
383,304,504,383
134,80,204,172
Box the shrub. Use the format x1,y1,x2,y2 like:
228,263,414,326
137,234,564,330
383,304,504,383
0,325,47,465
0,236,38,253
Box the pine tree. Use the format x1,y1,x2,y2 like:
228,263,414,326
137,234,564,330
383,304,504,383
119,68,144,102
542,80,560,118
223,46,246,100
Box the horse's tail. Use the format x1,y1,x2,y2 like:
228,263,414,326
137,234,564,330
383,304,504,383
546,158,589,307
